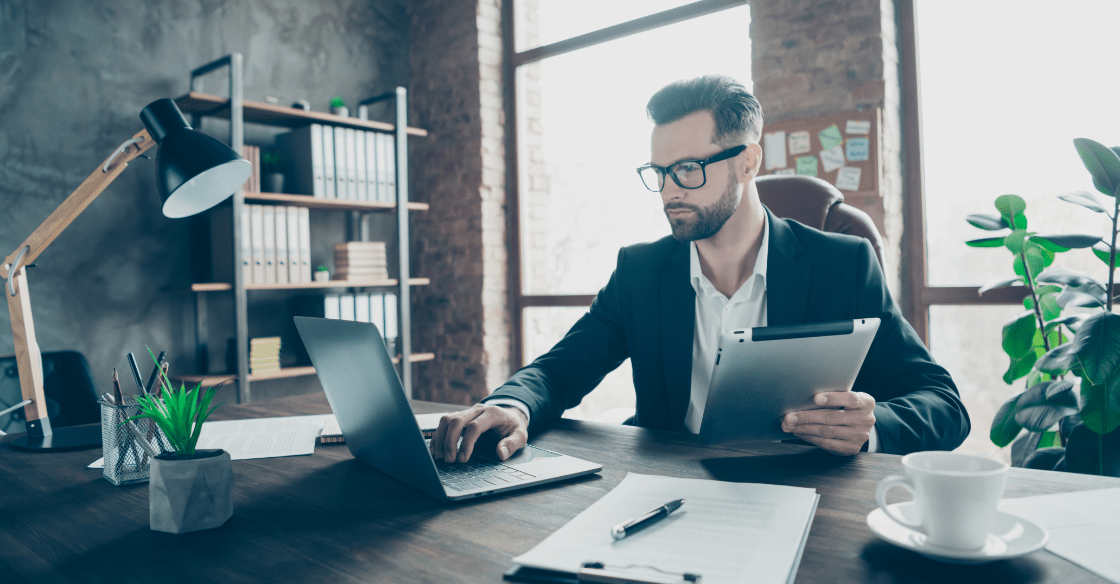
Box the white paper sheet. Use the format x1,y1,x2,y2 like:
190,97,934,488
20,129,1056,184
1000,488,1120,582
788,131,811,155
819,145,846,173
835,167,862,191
763,131,787,170
514,473,818,584
845,120,871,134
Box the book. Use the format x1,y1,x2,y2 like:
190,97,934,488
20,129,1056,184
274,125,325,198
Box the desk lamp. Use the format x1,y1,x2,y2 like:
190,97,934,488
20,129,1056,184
1,98,250,451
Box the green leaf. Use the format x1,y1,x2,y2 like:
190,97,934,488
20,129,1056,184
1065,423,1120,476
1081,377,1120,436
1023,446,1065,470
1058,190,1110,215
979,276,1023,296
1057,288,1106,309
1038,292,1062,321
1036,342,1078,375
995,194,1028,228
1004,230,1027,254
1003,311,1038,359
1092,241,1117,267
1045,314,1088,336
1016,380,1078,431
1037,431,1060,449
1011,431,1042,467
1023,247,1045,278
991,393,1024,448
967,236,1007,248
1023,295,1034,310
1074,138,1120,197
966,213,1009,231
1004,349,1038,384
1032,234,1101,251
1037,266,1106,289
1064,313,1120,435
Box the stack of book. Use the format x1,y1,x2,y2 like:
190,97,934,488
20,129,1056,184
241,145,260,194
275,124,397,202
334,242,388,281
249,337,282,376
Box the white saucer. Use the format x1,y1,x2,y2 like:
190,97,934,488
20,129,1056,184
866,502,1049,564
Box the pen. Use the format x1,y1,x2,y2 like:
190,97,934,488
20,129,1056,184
126,353,146,396
144,350,165,395
610,499,685,541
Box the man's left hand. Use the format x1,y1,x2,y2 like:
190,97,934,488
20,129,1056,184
781,391,876,456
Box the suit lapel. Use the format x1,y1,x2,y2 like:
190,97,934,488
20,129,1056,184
765,210,812,326
660,241,694,431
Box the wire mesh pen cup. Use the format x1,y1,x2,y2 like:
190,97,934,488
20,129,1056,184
100,399,171,486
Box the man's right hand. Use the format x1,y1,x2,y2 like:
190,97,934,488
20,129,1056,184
429,403,529,463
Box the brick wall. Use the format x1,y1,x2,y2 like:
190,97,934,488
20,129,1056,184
409,0,509,403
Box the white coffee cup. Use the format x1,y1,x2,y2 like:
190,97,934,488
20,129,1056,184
875,451,1009,550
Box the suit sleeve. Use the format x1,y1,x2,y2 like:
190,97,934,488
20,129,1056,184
853,239,971,454
483,249,631,435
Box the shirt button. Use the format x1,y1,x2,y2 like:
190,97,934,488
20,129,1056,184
725,305,732,311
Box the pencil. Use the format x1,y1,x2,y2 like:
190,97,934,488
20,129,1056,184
144,350,165,395
112,369,124,405
126,353,146,396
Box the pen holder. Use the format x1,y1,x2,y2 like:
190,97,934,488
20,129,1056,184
100,400,171,486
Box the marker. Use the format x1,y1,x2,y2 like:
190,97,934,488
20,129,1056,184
610,499,684,541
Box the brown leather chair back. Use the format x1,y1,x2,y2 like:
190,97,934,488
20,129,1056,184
755,174,885,268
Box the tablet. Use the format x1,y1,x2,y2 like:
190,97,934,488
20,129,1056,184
698,318,880,445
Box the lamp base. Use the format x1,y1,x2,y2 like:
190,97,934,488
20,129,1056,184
12,425,101,451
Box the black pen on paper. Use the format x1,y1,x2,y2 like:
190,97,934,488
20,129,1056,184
610,499,685,541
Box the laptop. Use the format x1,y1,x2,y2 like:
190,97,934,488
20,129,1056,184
294,316,602,501
699,318,880,445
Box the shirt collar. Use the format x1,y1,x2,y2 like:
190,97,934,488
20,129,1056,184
689,214,769,298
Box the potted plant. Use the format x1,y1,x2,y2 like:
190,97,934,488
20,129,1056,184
967,138,1120,476
129,352,232,533
261,150,284,194
329,96,348,117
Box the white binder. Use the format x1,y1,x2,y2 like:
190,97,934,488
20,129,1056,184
286,206,301,284
354,130,368,201
339,294,356,321
321,126,336,199
345,128,359,200
365,131,377,203
324,294,341,320
384,291,398,354
370,292,385,338
385,133,396,203
262,205,277,284
273,204,288,284
299,207,311,283
334,126,348,199
250,204,265,284
240,203,252,284
354,292,370,323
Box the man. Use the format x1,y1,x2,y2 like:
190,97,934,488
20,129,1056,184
431,75,969,463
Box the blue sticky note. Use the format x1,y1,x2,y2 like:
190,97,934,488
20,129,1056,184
846,138,869,162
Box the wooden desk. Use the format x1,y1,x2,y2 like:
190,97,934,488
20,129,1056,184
2,392,1117,584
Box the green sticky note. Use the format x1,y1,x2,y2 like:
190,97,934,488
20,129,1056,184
796,156,818,177
819,124,843,151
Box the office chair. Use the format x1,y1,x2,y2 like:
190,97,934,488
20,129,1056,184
593,174,888,425
0,351,101,435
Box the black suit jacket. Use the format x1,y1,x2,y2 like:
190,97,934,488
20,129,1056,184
489,211,970,454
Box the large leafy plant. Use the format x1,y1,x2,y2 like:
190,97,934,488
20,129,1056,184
127,350,224,457
967,138,1120,476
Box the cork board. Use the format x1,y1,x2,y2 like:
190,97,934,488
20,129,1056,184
757,108,881,198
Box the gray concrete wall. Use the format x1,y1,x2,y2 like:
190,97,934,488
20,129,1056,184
0,0,409,403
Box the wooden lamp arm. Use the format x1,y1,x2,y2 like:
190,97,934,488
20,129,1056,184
2,129,156,280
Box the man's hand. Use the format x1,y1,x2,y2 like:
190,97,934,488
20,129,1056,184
429,403,529,463
781,391,876,456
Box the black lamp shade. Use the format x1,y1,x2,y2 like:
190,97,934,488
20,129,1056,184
140,99,251,218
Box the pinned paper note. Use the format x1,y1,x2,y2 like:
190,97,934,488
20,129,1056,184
818,125,843,151
795,156,818,177
836,166,861,191
846,120,871,135
788,131,811,155
820,145,846,173
846,137,869,161
774,168,795,175
763,131,787,170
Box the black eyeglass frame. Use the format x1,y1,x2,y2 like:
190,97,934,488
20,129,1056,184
636,144,748,192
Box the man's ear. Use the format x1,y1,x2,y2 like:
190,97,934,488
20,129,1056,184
742,143,763,179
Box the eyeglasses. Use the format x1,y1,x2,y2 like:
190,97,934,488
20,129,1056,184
636,144,747,192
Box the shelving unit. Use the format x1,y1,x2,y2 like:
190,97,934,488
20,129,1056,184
173,53,426,402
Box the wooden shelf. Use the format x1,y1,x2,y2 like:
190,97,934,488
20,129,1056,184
172,354,435,387
245,192,429,212
170,278,431,293
175,92,428,136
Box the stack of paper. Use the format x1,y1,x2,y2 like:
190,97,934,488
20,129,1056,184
249,336,281,376
334,241,388,280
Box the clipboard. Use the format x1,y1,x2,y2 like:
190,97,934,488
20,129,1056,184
504,562,699,584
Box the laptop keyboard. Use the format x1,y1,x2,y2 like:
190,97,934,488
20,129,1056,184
434,458,536,492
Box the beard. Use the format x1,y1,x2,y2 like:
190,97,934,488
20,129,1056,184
664,174,740,242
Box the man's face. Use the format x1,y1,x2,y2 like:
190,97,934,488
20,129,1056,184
650,110,744,242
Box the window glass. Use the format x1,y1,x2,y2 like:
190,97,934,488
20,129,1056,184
917,0,1120,287
516,0,700,51
518,5,752,295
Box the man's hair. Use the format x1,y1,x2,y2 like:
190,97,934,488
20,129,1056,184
646,75,763,146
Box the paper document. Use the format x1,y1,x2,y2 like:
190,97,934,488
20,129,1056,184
1000,488,1120,582
513,473,819,584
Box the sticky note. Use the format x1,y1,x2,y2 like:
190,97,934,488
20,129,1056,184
763,131,787,170
788,131,811,155
846,137,869,161
818,125,843,151
846,120,871,135
774,168,795,175
820,145,846,173
795,156,818,177
836,166,861,191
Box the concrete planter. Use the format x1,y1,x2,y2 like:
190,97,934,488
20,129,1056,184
150,449,233,534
